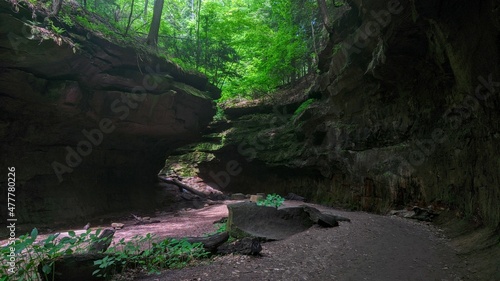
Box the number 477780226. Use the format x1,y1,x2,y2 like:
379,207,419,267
7,167,16,218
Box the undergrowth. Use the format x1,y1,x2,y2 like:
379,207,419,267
1,228,107,280
292,98,315,119
257,193,285,208
0,228,209,280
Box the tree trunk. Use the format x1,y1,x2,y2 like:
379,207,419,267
146,0,165,47
124,0,135,35
310,20,318,69
143,0,149,19
316,0,332,33
195,0,202,69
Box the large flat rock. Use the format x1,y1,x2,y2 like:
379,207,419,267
227,202,315,240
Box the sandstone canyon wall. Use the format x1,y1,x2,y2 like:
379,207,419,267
175,0,500,229
0,1,218,224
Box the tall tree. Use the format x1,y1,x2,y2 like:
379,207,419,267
144,0,149,18
195,0,202,69
124,0,135,35
317,0,332,32
146,0,165,47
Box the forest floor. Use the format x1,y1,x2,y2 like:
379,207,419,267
130,201,471,281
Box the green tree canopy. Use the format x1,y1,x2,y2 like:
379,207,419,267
32,0,341,100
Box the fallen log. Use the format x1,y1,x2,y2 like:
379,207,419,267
217,237,262,256
169,231,229,253
38,253,113,281
131,213,162,225
38,229,116,280
158,176,207,198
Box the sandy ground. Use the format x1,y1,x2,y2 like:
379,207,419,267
132,201,468,281
1,200,469,281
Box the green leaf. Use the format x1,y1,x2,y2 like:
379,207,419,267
42,263,53,274
30,228,38,240
68,231,76,237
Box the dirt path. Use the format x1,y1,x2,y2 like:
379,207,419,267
1,200,467,280
135,201,467,281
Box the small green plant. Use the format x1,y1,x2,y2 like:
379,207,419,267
332,43,343,55
0,228,104,281
334,1,345,7
215,223,227,233
292,98,315,119
204,222,227,236
60,14,74,27
213,105,227,121
75,15,92,29
92,236,210,277
46,18,66,35
257,193,285,208
161,239,209,269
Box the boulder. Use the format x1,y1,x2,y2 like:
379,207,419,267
230,193,246,200
389,206,439,222
249,194,264,203
301,205,351,227
111,223,124,230
227,203,351,240
227,202,314,240
285,193,306,201
217,237,262,256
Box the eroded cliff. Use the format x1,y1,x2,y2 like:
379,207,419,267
0,1,218,224
167,0,500,229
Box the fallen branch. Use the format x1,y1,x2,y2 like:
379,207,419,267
158,176,207,198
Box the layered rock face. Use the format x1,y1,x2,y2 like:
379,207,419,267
0,2,217,224
306,0,500,227
180,0,500,228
